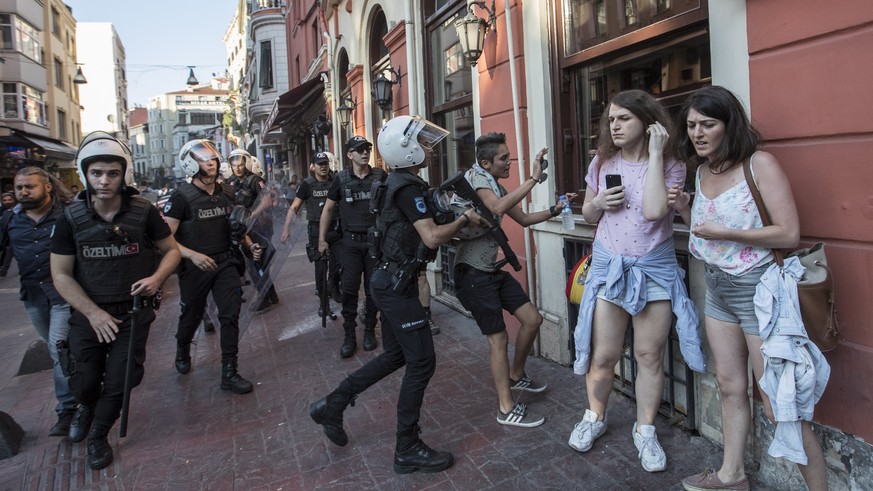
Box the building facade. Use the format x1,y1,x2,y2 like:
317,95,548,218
0,0,80,191
241,0,289,178
128,106,149,185
223,0,247,150
76,22,127,140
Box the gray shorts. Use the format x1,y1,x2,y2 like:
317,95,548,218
596,277,671,307
703,262,771,336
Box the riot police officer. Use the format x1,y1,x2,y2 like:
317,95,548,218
318,136,383,357
280,152,342,309
226,148,278,311
162,139,261,395
310,115,487,474
50,131,181,470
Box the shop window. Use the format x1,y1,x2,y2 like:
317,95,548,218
570,33,709,191
563,0,700,56
425,0,475,185
20,84,47,126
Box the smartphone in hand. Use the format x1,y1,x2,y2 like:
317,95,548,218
605,174,622,190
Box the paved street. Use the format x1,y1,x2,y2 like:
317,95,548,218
0,249,748,490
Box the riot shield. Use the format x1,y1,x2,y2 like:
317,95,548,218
236,180,307,338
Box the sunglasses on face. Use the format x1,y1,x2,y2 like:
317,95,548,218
352,147,371,154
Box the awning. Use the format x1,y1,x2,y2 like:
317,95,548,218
1,130,77,160
22,133,77,160
264,75,326,133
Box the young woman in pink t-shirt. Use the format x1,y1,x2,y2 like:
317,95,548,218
570,90,689,473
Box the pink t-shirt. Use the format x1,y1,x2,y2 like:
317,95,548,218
585,153,685,258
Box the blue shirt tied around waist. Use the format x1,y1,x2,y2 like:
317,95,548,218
573,237,705,375
754,257,830,465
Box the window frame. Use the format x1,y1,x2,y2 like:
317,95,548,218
259,41,274,89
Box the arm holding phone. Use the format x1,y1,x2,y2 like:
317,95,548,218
582,167,625,223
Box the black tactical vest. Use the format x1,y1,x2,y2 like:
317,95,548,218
65,196,157,304
175,182,235,255
337,167,384,233
228,173,263,209
377,171,436,264
303,176,336,224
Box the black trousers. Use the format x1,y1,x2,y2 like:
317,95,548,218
68,304,155,426
176,257,242,360
342,268,435,433
339,236,378,330
308,222,340,295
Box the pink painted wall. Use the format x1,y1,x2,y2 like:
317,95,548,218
747,0,873,441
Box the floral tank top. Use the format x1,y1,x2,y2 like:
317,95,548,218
688,161,773,275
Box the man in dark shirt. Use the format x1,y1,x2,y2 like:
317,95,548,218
0,191,15,276
3,167,76,436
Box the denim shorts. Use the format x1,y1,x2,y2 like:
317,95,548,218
596,277,671,307
703,262,771,336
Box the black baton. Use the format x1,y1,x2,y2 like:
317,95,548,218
119,294,141,438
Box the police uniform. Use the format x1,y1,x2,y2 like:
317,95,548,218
331,170,437,438
227,169,278,308
327,165,385,347
50,193,168,434
163,182,247,379
299,174,341,299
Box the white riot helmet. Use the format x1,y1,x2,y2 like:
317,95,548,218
178,139,221,178
249,156,263,177
377,115,449,170
76,131,134,186
228,148,253,172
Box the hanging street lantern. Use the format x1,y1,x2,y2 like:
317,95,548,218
371,66,402,112
336,96,355,128
454,0,496,66
73,65,88,84
186,66,199,86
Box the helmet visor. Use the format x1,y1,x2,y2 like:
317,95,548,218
408,117,450,151
188,141,221,163
228,154,246,167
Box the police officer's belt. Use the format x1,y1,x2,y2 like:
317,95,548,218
376,261,403,275
207,250,236,262
344,231,368,242
97,297,153,315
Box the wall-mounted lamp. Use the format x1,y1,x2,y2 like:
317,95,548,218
454,0,496,66
371,66,402,111
336,96,355,128
73,65,88,84
186,66,199,86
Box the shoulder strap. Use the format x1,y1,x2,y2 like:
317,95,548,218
742,156,784,266
178,183,201,204
64,200,91,231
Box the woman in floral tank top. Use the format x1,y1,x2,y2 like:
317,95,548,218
670,86,826,491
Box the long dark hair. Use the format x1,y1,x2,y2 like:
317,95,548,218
596,90,674,161
16,167,74,204
672,86,760,173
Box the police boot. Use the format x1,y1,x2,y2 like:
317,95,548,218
175,341,191,374
309,385,356,446
340,327,357,358
68,403,94,443
86,422,113,470
220,358,253,394
393,426,454,474
362,327,377,351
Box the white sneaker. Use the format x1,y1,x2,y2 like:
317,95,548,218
568,409,606,452
632,422,666,472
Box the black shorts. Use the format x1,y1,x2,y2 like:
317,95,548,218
454,263,530,335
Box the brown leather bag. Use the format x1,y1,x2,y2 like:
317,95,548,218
743,159,840,351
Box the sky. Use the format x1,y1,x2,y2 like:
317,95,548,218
65,0,239,109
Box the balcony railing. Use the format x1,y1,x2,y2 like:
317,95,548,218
251,0,284,13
